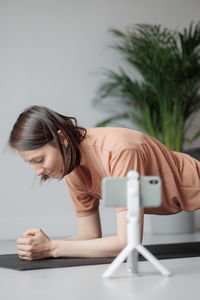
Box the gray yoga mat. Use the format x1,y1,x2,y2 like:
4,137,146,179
0,241,200,271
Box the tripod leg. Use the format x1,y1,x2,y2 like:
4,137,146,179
102,246,134,278
136,244,171,276
127,248,138,273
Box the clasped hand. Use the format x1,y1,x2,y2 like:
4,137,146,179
17,228,53,260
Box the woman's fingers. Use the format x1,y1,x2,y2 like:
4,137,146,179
16,228,51,260
17,237,33,245
18,251,29,257
22,233,35,238
21,228,39,238
17,243,33,260
18,246,39,260
18,250,48,260
22,228,38,237
17,244,32,251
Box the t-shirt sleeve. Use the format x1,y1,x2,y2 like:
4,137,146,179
109,148,147,213
65,177,99,217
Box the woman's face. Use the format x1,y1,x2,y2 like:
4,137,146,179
18,143,64,179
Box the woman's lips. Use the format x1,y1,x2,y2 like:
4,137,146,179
47,172,54,177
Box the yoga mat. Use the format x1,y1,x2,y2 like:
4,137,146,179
0,241,200,271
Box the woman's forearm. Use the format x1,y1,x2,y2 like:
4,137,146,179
50,235,126,258
63,232,102,241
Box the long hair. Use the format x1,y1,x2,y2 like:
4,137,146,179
9,105,87,181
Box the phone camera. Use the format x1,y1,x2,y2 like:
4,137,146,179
149,180,158,184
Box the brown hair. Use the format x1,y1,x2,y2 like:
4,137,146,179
9,105,87,181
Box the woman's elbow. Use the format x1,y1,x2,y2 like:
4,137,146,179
114,237,127,256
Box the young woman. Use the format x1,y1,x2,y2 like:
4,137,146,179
9,105,200,261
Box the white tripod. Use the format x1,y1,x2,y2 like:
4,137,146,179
102,171,171,278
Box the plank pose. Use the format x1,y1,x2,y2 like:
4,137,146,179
9,105,200,260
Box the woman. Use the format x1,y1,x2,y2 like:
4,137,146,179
9,105,200,261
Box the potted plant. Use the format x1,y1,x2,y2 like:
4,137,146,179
93,22,200,151
94,22,200,234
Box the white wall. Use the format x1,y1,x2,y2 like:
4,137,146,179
1,0,200,240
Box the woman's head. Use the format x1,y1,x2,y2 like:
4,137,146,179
9,105,86,181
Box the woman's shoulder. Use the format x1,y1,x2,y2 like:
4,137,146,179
86,127,146,140
84,127,147,152
86,127,142,135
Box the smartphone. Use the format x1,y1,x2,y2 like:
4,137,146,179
102,176,161,207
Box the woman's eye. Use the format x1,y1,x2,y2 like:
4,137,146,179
35,159,43,164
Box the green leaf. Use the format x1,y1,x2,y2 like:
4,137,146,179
93,22,200,151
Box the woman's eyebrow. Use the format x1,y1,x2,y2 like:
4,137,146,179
24,156,42,163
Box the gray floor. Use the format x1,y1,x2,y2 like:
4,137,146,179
1,232,200,300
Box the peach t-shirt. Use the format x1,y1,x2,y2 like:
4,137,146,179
65,127,200,217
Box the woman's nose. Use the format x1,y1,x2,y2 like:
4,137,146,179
32,165,44,176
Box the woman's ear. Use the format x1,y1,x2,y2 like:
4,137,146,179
57,130,68,147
